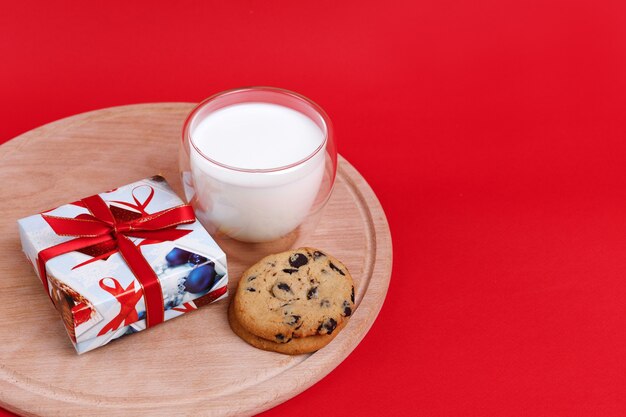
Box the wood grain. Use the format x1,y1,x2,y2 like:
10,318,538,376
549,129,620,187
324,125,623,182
0,103,392,417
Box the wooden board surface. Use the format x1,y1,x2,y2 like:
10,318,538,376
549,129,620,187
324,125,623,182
0,103,392,417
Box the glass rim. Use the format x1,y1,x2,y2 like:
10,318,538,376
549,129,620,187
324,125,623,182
183,86,332,173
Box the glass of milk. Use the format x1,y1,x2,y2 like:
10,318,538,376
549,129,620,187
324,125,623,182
180,87,337,245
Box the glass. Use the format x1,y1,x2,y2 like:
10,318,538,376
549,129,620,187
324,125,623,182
179,87,337,259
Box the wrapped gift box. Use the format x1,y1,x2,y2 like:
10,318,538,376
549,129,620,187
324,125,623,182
17,175,228,354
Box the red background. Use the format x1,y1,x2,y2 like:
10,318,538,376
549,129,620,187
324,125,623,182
2,0,626,415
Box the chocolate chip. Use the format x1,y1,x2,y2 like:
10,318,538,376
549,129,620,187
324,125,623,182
342,301,352,317
326,318,338,334
275,333,285,341
287,315,301,325
246,287,256,292
327,318,338,334
351,286,355,303
317,318,337,335
282,268,299,274
247,275,257,282
277,282,292,293
320,299,330,307
329,262,346,276
289,253,309,268
307,287,319,300
313,251,325,259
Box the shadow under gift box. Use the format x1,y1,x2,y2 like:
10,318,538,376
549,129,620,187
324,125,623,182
17,175,228,354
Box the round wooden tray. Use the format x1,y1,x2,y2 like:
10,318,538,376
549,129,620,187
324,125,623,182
0,104,392,416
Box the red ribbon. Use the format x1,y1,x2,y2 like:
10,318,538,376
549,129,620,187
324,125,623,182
110,185,154,216
172,286,227,312
36,193,196,328
172,302,196,314
97,277,142,335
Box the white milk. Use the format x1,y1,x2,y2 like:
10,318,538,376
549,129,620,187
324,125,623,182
189,102,326,242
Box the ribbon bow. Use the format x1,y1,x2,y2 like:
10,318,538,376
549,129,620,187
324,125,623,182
97,277,142,336
37,192,196,328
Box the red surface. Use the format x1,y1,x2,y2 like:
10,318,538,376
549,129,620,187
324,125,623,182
2,1,626,415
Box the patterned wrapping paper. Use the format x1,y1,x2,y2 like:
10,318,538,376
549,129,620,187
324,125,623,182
17,175,228,354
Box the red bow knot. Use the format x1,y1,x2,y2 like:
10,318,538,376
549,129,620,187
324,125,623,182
97,277,142,336
36,191,196,328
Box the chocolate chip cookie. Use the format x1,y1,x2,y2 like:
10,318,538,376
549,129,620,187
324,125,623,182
232,247,355,343
228,300,347,355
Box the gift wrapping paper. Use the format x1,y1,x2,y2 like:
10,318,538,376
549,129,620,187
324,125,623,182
17,175,228,354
